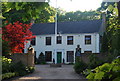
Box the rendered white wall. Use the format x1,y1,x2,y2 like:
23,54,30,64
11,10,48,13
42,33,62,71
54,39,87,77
24,33,100,63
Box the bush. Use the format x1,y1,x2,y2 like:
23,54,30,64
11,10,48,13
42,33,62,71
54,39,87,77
37,52,46,64
74,57,87,74
11,61,27,76
88,54,105,69
2,40,11,57
26,67,35,73
2,57,35,80
106,52,120,63
68,62,74,65
85,57,120,81
2,57,12,73
11,61,35,76
2,72,16,80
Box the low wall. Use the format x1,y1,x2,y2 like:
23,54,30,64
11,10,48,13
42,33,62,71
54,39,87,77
10,53,34,67
78,53,108,64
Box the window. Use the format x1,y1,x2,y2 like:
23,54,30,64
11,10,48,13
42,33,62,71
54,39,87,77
84,51,92,54
67,36,73,45
31,38,36,46
45,51,52,61
57,36,62,44
67,51,74,62
46,37,51,45
85,35,91,44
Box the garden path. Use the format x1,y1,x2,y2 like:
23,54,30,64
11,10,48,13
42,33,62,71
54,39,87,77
6,65,87,81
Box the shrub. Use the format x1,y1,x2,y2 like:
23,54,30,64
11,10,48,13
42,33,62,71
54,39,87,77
68,62,74,65
74,57,87,74
37,52,46,64
2,56,35,80
2,72,16,80
85,57,120,81
83,69,92,76
26,67,35,73
11,61,35,76
2,40,11,57
11,61,27,76
2,57,12,73
88,54,105,69
106,52,120,63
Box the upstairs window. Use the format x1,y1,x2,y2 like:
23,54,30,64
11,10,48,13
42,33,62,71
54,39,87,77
46,37,51,45
57,36,62,44
85,35,91,44
31,38,36,46
67,36,73,45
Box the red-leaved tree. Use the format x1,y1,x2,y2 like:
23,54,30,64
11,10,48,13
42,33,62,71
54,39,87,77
2,21,35,53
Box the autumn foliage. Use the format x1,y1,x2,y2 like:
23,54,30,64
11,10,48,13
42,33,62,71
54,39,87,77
2,21,35,53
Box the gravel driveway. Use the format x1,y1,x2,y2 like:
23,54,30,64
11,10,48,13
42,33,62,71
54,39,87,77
6,65,87,81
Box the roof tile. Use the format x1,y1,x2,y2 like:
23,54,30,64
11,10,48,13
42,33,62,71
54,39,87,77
31,20,102,35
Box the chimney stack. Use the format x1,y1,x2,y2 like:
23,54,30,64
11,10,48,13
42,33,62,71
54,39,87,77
99,13,106,36
102,13,106,24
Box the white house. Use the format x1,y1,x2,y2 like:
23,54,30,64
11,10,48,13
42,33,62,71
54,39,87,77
24,19,105,64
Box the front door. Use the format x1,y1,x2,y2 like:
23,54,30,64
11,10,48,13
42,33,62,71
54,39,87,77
57,52,62,63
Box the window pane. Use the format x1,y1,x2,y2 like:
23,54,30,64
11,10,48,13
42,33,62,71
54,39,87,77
67,51,74,62
46,37,51,45
67,36,73,45
31,38,36,45
85,35,91,44
68,37,73,40
57,36,62,44
45,51,52,61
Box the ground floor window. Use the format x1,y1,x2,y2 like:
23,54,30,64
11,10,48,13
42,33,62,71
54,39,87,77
67,51,74,62
45,51,52,62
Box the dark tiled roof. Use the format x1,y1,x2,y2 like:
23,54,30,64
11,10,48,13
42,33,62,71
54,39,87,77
31,20,102,35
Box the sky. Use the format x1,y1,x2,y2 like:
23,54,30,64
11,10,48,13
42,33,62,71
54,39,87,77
49,0,103,12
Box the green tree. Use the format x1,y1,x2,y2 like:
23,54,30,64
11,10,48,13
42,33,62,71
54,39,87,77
101,33,109,53
99,2,120,55
2,2,55,24
35,6,55,23
57,10,100,22
2,2,56,56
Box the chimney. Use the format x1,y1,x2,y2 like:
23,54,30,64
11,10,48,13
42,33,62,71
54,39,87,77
99,13,106,36
102,13,106,24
